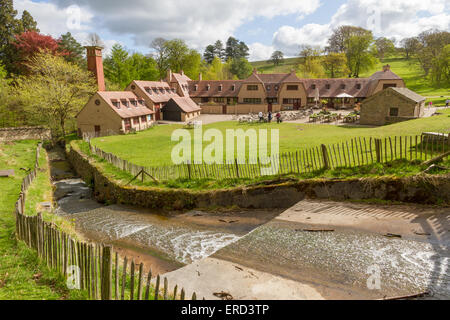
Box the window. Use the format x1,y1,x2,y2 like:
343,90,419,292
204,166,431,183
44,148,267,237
153,88,159,94
194,85,198,91
266,98,278,104
214,98,225,103
282,98,300,105
231,85,236,91
286,85,298,91
112,101,120,108
133,117,139,125
243,98,262,104
145,87,152,94
159,88,165,93
356,84,361,90
121,100,129,108
383,83,397,90
138,100,145,106
311,84,316,90
201,97,210,103
266,85,271,91
389,108,399,117
130,100,137,107
247,85,258,91
147,115,152,121
218,85,223,92
207,84,210,91
341,84,346,89
326,84,331,90
274,85,279,91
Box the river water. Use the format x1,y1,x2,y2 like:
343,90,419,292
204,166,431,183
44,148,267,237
50,148,449,299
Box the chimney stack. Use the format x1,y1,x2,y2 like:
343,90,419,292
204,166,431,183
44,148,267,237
85,46,105,92
383,64,391,72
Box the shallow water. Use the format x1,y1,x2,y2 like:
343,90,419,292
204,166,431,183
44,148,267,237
216,221,450,299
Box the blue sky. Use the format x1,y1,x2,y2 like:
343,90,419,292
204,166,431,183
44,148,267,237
13,0,450,61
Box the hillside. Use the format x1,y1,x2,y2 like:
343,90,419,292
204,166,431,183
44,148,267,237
251,56,449,102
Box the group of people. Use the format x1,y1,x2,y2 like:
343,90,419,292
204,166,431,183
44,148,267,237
258,111,282,124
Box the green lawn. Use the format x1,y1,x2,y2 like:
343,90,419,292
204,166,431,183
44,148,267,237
92,109,450,167
0,140,86,300
252,56,450,101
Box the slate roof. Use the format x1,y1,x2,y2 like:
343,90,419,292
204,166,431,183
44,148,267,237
131,80,180,104
188,80,243,97
390,87,426,103
97,91,154,119
167,97,201,113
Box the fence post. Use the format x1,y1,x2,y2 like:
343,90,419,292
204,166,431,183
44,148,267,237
375,139,381,163
101,246,112,300
235,159,240,178
320,144,330,170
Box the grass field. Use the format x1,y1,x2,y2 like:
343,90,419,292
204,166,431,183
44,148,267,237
0,140,86,300
92,109,450,167
251,56,449,102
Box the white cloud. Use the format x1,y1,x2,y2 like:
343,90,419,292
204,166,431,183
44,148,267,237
271,0,449,56
273,24,331,56
248,42,275,61
47,0,321,49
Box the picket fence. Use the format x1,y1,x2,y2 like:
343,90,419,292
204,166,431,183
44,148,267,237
88,133,450,182
14,143,197,300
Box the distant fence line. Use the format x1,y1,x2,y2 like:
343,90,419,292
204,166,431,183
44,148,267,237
14,143,197,300
87,133,450,182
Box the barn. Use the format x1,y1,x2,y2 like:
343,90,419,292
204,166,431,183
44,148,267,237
161,97,201,122
360,87,426,126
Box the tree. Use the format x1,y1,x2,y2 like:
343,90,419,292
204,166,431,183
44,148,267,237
400,37,420,60
128,53,159,81
322,52,350,78
230,57,253,79
270,51,284,66
104,43,131,89
165,39,190,73
18,10,39,33
151,37,169,79
430,44,450,87
415,29,450,76
297,45,325,78
203,44,215,64
214,40,225,61
225,37,249,61
58,32,85,67
375,37,396,59
14,52,97,140
11,31,66,74
0,0,20,69
327,26,375,77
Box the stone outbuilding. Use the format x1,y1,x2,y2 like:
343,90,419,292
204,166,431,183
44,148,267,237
360,87,426,126
161,97,201,122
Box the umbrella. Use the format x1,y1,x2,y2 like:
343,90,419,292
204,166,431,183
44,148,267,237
336,93,353,108
314,87,320,108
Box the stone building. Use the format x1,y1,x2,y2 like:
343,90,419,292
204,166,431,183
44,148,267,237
360,87,426,126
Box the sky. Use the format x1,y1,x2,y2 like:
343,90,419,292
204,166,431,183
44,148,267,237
13,0,450,61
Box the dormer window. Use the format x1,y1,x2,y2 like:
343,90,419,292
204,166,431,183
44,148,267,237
171,88,176,93
145,87,152,94
138,100,145,106
112,101,120,109
194,85,198,91
153,88,159,95
218,85,223,92
166,88,171,93
275,85,279,91
266,85,271,91
311,84,316,90
121,100,129,108
231,85,235,91
356,84,361,89
159,88,165,93
341,84,346,89
207,84,210,91
130,100,137,107
326,84,331,90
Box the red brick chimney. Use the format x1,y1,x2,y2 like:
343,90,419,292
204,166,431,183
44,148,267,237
86,46,105,91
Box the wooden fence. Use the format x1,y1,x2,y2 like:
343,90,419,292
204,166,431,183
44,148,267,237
88,133,450,182
14,143,197,300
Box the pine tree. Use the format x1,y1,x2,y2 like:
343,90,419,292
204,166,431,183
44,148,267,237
59,32,85,67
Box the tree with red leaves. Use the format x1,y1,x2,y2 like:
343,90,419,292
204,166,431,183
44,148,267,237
11,31,68,74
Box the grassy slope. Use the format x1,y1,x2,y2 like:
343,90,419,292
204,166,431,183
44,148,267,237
251,56,450,100
0,140,85,300
92,109,450,167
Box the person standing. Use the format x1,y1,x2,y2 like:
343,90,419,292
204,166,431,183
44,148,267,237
446,99,450,108
258,111,264,122
268,111,273,123
276,112,282,124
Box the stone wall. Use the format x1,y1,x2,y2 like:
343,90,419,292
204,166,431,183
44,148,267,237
0,126,51,142
68,143,450,210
